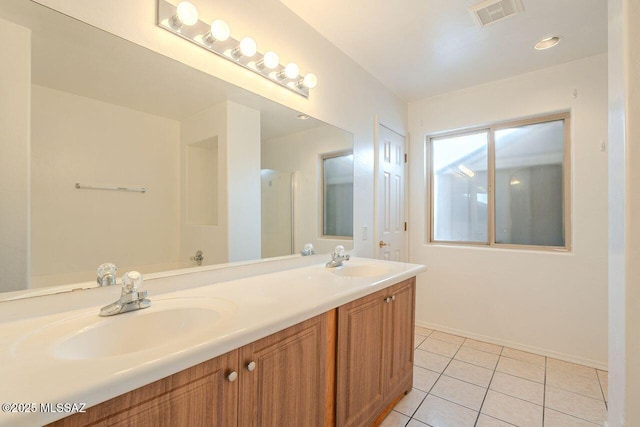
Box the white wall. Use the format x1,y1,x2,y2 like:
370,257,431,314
226,102,261,262
31,85,181,286
180,102,228,267
262,125,353,255
0,17,30,291
608,1,640,425
32,0,407,259
408,54,609,367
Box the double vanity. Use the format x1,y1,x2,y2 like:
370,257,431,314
0,256,425,426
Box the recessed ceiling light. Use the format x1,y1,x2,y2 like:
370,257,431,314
297,114,310,120
535,36,561,50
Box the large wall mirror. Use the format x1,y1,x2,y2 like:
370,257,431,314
0,0,353,299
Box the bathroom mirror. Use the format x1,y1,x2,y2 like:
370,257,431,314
0,0,353,299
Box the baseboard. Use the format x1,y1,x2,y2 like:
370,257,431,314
416,321,608,371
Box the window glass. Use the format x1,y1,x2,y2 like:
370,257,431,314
323,153,353,237
428,113,569,250
432,131,488,243
494,120,565,246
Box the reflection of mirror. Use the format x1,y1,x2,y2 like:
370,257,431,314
0,0,353,298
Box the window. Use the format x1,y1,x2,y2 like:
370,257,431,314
429,112,570,249
321,151,354,238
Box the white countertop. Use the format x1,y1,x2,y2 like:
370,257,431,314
0,256,425,426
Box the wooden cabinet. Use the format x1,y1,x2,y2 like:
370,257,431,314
48,312,334,427
238,311,335,427
336,278,415,427
47,350,239,427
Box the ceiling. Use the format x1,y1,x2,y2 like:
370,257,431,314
279,0,608,102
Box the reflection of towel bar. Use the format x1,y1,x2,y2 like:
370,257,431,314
75,183,147,193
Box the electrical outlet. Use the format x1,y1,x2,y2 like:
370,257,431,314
362,226,368,240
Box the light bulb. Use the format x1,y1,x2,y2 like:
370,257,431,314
284,62,299,79
210,20,230,42
302,73,318,89
175,2,199,26
239,37,257,57
262,51,280,69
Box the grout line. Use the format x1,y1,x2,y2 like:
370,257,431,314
543,355,547,426
473,345,503,426
596,370,608,410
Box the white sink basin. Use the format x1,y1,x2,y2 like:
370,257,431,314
332,264,392,278
13,297,237,360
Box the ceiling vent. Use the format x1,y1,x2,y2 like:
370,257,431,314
468,0,524,27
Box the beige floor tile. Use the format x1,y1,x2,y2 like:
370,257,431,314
455,347,500,370
597,369,608,402
544,408,600,427
545,386,607,425
415,334,427,349
406,419,428,427
443,359,494,387
489,371,544,405
430,375,487,411
481,390,543,427
475,414,516,426
463,338,503,355
418,336,461,358
414,349,451,373
546,366,602,399
413,365,440,392
415,326,433,336
429,330,466,345
380,410,410,427
547,358,596,379
496,356,545,383
501,347,545,366
413,394,478,427
393,388,427,417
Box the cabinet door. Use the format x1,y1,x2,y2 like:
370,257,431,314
383,278,416,399
47,350,239,427
238,312,334,427
336,289,387,427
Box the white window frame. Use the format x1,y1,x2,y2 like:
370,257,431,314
427,112,571,251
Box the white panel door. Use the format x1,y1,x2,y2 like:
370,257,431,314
376,124,406,261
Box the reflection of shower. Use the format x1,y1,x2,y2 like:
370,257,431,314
261,170,296,258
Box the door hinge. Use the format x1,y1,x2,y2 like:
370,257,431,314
404,153,408,163
404,221,407,231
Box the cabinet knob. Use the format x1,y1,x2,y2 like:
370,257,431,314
384,297,392,303
391,294,396,301
246,361,256,372
227,371,238,382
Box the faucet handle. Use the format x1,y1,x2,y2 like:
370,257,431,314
122,271,143,293
97,263,118,286
333,245,346,257
301,243,316,256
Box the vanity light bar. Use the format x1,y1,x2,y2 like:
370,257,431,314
157,0,316,98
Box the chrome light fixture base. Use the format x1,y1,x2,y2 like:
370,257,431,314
157,0,310,98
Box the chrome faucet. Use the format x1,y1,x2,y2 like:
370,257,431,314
97,263,118,287
326,245,350,268
300,243,316,256
99,271,151,316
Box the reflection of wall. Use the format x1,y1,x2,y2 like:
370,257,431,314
186,138,218,226
409,54,608,367
31,85,181,287
180,101,261,265
262,125,352,255
180,103,227,267
261,170,293,258
0,17,30,291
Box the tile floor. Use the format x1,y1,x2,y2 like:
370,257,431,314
381,326,608,427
